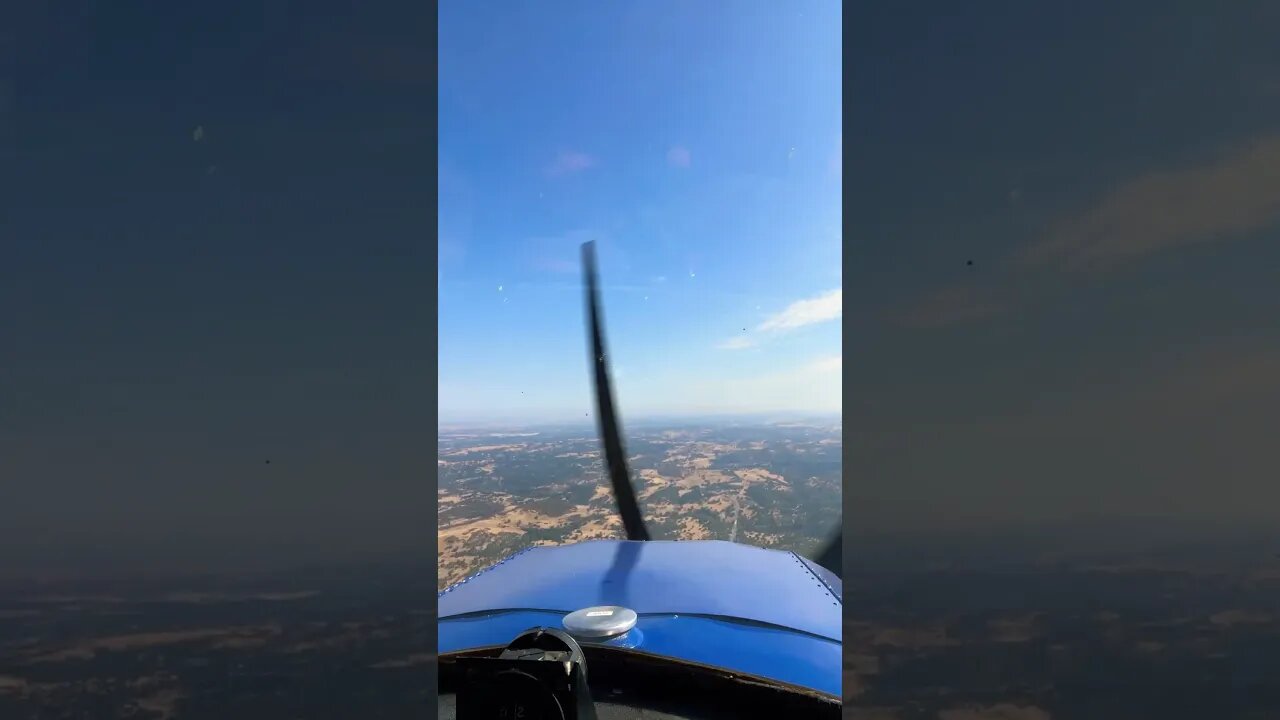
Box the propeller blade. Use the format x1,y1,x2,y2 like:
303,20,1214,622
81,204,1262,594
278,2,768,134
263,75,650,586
583,241,650,542
811,527,841,579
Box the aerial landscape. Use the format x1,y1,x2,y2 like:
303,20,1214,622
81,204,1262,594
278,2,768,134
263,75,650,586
437,419,843,590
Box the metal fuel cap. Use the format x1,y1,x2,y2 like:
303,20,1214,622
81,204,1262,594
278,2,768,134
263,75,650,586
562,605,638,639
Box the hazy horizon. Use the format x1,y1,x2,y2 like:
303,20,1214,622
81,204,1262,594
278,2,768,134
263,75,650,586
437,408,843,429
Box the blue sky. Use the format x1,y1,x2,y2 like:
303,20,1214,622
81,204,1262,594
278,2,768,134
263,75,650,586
438,1,842,423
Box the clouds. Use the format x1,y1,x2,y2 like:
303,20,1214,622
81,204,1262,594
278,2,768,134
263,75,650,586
667,145,691,168
717,288,842,350
545,150,596,177
758,288,843,332
1018,134,1280,271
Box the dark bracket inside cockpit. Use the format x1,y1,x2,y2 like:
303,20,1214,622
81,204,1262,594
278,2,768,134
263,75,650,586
456,627,599,720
